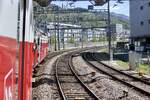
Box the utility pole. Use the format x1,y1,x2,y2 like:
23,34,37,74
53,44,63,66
62,30,65,49
81,29,84,48
54,13,57,51
107,0,113,61
57,8,60,50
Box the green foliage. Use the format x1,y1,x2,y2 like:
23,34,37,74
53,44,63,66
136,64,150,74
46,11,129,29
116,60,129,69
68,36,75,43
111,16,130,29
35,4,129,30
98,36,107,42
92,35,97,42
49,35,56,44
116,60,150,74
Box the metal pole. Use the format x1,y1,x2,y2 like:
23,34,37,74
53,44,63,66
148,51,150,67
54,14,57,51
107,0,112,61
57,9,60,50
63,30,65,49
82,30,84,48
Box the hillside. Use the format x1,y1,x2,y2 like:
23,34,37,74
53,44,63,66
34,4,130,29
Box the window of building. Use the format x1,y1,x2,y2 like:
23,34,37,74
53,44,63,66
140,6,143,10
148,20,150,24
140,21,144,26
148,2,150,7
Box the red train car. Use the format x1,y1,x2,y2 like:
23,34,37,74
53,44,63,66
0,0,49,100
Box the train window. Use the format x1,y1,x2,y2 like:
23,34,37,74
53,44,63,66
38,38,40,45
17,3,21,43
149,20,150,24
140,6,143,10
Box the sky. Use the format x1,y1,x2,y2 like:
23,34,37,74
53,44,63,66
51,1,129,16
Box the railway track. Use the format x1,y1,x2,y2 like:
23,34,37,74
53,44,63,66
32,49,81,100
55,51,100,100
33,49,75,76
82,52,150,97
33,47,101,99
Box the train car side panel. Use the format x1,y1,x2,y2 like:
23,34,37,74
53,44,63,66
0,0,19,99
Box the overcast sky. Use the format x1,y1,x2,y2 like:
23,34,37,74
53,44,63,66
51,1,129,16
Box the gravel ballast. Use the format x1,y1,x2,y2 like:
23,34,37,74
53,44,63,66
73,56,150,100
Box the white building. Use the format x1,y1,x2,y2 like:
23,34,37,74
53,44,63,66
129,1,150,70
130,0,150,38
111,24,123,34
110,24,128,41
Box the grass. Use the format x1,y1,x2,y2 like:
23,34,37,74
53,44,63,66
136,64,150,74
100,48,108,53
116,60,150,74
116,60,129,69
98,50,150,74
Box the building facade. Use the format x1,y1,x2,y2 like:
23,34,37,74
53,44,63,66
130,0,150,38
129,1,150,69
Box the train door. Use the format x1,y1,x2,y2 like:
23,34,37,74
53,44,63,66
18,0,34,100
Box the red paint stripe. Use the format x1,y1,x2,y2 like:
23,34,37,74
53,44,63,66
0,36,17,100
18,41,48,100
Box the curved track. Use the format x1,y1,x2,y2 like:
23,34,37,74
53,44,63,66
82,52,150,97
55,51,100,100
